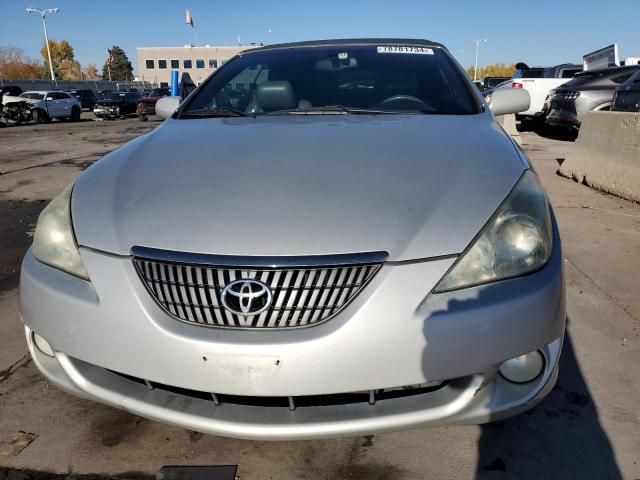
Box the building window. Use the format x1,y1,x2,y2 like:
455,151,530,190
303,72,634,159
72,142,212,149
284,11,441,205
160,82,169,87
170,59,179,69
196,59,205,69
184,59,192,69
158,59,167,69
145,59,155,69
209,59,218,69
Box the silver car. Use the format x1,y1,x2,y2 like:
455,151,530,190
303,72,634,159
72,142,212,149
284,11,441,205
21,39,564,440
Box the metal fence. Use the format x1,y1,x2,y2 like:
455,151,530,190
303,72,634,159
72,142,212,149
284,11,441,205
0,78,158,92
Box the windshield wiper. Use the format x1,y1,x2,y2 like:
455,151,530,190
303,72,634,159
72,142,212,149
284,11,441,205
267,105,421,115
180,106,250,118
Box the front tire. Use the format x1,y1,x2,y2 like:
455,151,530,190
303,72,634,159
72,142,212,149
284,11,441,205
70,106,81,122
32,109,50,124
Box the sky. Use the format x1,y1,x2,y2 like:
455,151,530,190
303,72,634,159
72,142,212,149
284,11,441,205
1,0,639,75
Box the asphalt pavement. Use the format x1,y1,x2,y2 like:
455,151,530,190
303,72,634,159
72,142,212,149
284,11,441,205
0,117,638,479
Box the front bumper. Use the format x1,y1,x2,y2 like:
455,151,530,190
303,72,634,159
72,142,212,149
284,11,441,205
21,224,565,439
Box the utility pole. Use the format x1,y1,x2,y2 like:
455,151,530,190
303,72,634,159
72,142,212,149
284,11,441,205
469,39,488,82
26,6,60,82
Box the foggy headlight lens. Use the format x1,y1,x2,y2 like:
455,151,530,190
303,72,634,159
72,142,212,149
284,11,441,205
32,182,90,280
434,170,552,292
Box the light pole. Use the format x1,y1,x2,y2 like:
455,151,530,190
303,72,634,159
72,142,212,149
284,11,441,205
26,6,59,81
469,39,487,81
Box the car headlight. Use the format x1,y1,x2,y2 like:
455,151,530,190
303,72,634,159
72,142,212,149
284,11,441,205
434,170,552,293
32,182,90,280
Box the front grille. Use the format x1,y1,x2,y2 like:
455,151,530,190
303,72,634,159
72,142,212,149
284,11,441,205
132,247,385,329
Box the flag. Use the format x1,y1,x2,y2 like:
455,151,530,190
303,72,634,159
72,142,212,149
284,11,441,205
185,9,194,27
107,49,113,65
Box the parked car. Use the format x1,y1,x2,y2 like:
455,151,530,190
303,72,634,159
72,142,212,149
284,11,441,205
13,90,81,123
21,39,563,441
93,91,141,119
0,85,23,105
482,76,511,89
503,62,582,127
612,68,640,112
65,89,98,110
546,65,640,129
136,87,171,121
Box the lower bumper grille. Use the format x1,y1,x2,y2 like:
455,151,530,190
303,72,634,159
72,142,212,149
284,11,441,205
133,247,385,329
111,370,446,409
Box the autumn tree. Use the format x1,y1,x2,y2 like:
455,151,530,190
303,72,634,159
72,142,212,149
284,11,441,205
0,45,43,79
102,46,133,81
466,63,516,80
40,39,76,79
83,63,99,80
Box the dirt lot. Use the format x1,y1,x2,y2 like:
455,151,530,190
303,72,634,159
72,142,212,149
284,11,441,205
0,116,639,480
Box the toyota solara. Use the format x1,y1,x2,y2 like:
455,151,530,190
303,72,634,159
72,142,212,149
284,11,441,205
21,39,565,440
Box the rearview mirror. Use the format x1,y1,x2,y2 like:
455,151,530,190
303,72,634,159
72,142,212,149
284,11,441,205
488,89,530,116
155,96,181,119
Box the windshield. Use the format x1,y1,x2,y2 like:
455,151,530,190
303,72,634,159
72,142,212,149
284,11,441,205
181,45,479,116
19,93,45,100
513,68,545,79
148,88,170,97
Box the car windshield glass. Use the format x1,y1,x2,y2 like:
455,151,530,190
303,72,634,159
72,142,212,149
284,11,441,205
20,93,45,100
181,45,479,116
513,68,545,79
149,88,170,97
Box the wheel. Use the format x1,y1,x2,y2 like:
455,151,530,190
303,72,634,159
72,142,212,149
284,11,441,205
32,109,50,124
70,106,81,122
139,113,148,122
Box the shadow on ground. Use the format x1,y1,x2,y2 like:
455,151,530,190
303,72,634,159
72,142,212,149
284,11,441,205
475,330,622,479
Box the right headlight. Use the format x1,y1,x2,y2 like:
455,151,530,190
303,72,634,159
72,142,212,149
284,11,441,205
434,170,552,293
32,182,90,280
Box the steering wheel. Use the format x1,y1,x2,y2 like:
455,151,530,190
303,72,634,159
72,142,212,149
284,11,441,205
376,95,435,112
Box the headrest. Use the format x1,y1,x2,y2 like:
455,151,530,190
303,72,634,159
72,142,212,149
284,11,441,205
255,81,297,112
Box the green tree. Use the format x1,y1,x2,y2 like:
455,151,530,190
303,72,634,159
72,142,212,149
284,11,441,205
102,46,133,81
40,39,75,79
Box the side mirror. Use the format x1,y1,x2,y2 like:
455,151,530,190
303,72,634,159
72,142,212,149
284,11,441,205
155,96,181,119
488,88,530,116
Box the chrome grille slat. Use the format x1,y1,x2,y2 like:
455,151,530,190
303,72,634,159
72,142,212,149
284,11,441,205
133,252,383,329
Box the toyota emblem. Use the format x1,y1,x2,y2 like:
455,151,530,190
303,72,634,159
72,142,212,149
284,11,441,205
221,279,273,316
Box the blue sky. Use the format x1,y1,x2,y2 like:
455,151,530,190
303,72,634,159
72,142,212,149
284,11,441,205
1,0,638,74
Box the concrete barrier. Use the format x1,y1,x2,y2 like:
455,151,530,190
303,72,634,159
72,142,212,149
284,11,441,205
497,114,522,145
558,111,640,203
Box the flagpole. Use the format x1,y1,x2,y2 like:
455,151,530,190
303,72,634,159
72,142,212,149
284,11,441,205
108,64,112,82
192,27,199,46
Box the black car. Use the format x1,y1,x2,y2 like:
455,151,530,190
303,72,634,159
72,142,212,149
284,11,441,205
65,89,98,110
93,91,142,119
612,69,640,112
546,66,640,129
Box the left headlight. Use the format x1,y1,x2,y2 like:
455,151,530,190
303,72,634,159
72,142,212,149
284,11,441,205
32,182,90,280
434,170,552,293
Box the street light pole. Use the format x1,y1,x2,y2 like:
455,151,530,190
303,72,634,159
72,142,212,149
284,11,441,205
469,39,487,82
26,6,60,82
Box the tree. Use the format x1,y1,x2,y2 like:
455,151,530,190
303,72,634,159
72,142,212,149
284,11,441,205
83,63,99,80
0,45,43,79
466,63,516,80
102,46,133,81
58,58,83,80
40,39,75,79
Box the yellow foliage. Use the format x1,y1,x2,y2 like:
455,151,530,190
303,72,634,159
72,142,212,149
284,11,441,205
466,63,517,80
0,45,43,79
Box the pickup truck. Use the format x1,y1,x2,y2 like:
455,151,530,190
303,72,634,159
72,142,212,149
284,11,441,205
497,63,582,125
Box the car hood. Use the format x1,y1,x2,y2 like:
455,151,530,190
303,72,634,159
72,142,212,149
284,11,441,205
72,114,526,261
96,98,130,106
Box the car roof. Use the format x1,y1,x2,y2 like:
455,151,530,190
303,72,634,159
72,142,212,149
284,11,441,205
255,38,445,52
577,65,640,76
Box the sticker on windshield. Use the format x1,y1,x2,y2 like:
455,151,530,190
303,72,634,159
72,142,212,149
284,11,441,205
377,46,434,55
